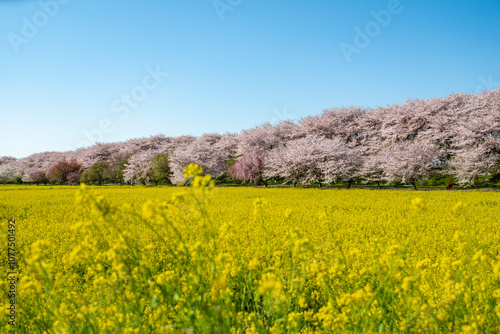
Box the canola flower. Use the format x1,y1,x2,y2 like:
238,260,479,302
0,166,499,332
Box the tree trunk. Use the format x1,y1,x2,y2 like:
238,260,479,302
411,182,417,190
265,180,268,188
377,181,381,189
293,181,297,188
319,181,322,188
347,180,352,189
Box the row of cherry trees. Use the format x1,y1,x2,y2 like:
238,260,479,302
1,89,499,188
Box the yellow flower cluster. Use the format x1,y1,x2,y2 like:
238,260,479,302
0,167,500,332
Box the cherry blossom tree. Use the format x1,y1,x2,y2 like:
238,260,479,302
170,133,229,185
359,153,385,188
216,132,238,159
376,141,437,190
264,136,360,187
115,154,132,185
74,142,122,169
123,149,160,185
298,106,367,147
415,93,469,153
235,121,300,156
5,89,500,189
451,91,500,154
122,135,197,185
228,149,268,185
448,146,497,188
121,135,175,155
236,123,280,155
0,166,16,184
319,140,363,188
0,156,17,166
14,152,67,183
168,135,197,152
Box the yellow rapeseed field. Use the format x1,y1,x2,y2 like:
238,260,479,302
1,165,500,333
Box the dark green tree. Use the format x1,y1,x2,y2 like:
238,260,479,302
81,161,113,186
150,153,171,186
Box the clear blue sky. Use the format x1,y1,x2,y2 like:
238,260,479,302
1,0,499,158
